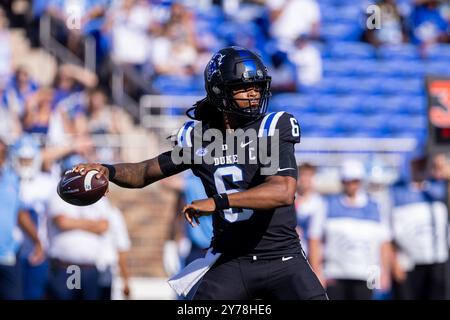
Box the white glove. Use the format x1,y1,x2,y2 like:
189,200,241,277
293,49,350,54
163,241,181,277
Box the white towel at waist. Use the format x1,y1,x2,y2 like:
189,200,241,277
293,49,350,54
168,248,221,297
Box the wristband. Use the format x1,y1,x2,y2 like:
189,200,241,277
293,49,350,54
212,193,230,210
101,164,116,181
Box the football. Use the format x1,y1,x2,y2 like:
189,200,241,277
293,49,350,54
57,169,108,206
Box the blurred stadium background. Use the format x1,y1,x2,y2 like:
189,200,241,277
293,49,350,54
1,0,450,300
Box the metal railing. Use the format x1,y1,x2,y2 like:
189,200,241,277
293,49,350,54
39,15,96,72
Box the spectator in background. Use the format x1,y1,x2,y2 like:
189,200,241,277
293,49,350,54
0,8,12,84
310,159,391,300
76,87,131,163
268,50,296,93
149,3,199,77
46,0,108,57
0,83,22,141
0,137,23,300
0,137,43,299
78,88,124,135
12,134,53,299
391,155,449,300
367,160,396,300
46,155,109,300
267,0,321,48
364,0,409,47
47,64,98,145
288,34,322,88
96,200,131,300
295,163,326,256
104,0,154,67
410,0,449,47
2,67,39,119
22,88,53,135
162,172,213,299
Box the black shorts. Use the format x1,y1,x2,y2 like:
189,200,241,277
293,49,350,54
192,253,327,300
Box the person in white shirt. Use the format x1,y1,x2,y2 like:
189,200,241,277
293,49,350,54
295,164,326,253
267,0,321,46
96,201,131,300
47,156,110,300
390,155,449,300
288,35,323,88
310,159,391,300
12,135,54,299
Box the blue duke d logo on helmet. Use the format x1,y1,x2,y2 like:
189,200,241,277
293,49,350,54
206,53,225,81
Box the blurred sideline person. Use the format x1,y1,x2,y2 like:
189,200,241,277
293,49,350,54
163,172,213,299
367,160,396,299
0,137,43,299
391,155,449,300
13,135,53,299
96,202,131,300
47,156,110,300
294,163,326,284
310,159,391,300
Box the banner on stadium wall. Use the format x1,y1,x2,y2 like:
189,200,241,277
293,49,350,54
426,76,450,154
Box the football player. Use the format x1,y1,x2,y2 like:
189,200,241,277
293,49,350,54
74,47,327,300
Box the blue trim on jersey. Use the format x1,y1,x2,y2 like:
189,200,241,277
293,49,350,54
178,121,195,147
327,195,381,222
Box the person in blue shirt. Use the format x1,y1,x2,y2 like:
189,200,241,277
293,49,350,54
182,173,213,265
0,137,44,300
410,0,449,45
391,154,449,300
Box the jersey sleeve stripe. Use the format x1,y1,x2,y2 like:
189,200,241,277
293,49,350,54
258,112,275,137
177,121,195,147
268,111,285,136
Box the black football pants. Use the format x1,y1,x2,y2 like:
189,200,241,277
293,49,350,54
192,253,327,300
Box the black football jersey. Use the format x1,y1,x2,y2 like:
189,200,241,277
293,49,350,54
159,111,302,258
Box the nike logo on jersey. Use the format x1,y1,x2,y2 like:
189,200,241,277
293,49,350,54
240,140,253,148
277,168,296,172
282,256,293,262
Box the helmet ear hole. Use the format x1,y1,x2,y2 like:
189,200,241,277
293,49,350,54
213,86,221,94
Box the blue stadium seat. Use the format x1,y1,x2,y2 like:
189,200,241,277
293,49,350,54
377,78,424,95
386,115,427,137
321,23,363,42
424,61,450,77
322,59,357,77
321,6,362,24
270,94,313,112
360,95,391,114
378,44,420,61
153,75,203,95
374,61,425,78
425,44,450,61
333,77,380,95
329,42,376,59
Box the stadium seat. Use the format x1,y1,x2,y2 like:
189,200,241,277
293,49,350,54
328,42,377,59
425,44,450,61
321,23,363,42
378,44,420,61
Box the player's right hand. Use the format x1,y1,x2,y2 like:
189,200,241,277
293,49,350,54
73,163,109,180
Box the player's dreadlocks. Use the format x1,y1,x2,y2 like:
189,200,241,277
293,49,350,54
186,97,223,127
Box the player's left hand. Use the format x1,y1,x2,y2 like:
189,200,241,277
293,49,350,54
183,198,215,227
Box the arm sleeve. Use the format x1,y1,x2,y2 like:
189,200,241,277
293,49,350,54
158,121,197,176
157,150,190,177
